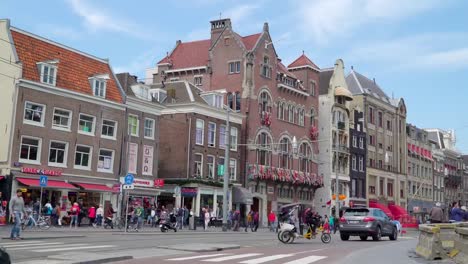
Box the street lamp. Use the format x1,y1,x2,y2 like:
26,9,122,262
222,105,231,232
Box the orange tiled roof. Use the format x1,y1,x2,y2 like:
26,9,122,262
288,54,320,70
11,29,123,103
157,33,262,69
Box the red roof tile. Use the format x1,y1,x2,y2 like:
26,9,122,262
277,60,298,79
157,33,261,69
11,29,123,103
288,54,320,70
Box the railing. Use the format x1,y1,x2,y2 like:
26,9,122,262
332,144,349,152
337,121,346,130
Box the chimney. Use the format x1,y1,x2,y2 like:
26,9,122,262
373,78,376,84
210,18,231,46
263,22,269,32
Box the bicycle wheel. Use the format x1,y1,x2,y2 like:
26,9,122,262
37,218,51,230
321,233,331,244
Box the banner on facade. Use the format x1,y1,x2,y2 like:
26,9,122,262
21,167,62,176
128,143,138,174
142,145,153,176
181,187,197,197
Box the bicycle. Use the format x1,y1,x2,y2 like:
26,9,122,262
21,212,50,230
103,216,124,230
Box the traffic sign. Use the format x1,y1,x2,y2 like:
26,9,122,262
123,184,134,190
124,174,134,185
174,186,181,195
39,175,48,187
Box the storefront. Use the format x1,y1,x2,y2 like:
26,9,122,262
120,177,169,211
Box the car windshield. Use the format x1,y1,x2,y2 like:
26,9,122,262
344,209,369,216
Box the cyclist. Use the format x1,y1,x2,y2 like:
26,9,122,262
105,204,116,229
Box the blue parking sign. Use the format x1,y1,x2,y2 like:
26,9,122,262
124,174,134,185
39,175,48,187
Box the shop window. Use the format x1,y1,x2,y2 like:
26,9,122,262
19,136,41,164
98,149,114,173
74,145,92,170
52,108,71,130
48,141,68,167
101,119,117,139
24,101,46,126
78,114,95,135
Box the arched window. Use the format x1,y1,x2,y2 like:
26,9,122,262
235,92,241,111
298,108,305,126
288,105,293,122
299,142,312,173
310,108,316,126
277,102,284,120
259,91,272,114
227,93,234,110
279,137,291,169
256,132,272,166
291,106,296,124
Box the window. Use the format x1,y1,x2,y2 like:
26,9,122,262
298,109,305,126
218,157,225,177
378,160,383,169
144,118,155,139
229,159,237,180
227,93,234,110
387,120,392,131
359,137,364,149
229,61,241,74
48,141,67,167
128,115,139,137
387,182,394,197
378,143,383,149
351,179,356,197
310,81,316,96
230,127,238,151
279,138,291,169
101,119,117,139
207,155,215,178
52,108,71,130
368,107,374,124
288,105,294,123
257,132,272,166
259,91,272,113
93,79,106,98
261,56,271,78
378,111,383,127
78,114,95,134
352,136,357,147
194,76,202,86
194,154,203,177
208,122,216,147
98,149,114,172
299,143,312,173
359,156,364,171
219,125,226,148
278,102,284,120
369,135,374,145
196,119,204,145
19,136,41,163
24,101,45,125
310,108,316,126
235,92,241,111
74,145,92,169
352,155,357,171
39,63,57,85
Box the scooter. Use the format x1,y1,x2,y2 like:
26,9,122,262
158,213,177,232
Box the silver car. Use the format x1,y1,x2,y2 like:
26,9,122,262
338,207,398,241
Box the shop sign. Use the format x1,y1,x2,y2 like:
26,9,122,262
133,178,154,188
142,145,154,176
181,187,197,197
21,167,62,176
154,179,164,188
19,188,27,192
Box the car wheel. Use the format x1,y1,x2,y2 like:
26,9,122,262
389,227,398,241
340,234,350,241
359,235,367,241
372,227,381,241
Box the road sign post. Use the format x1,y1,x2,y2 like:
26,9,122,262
39,175,48,216
123,174,134,233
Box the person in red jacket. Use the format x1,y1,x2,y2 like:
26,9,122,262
268,210,276,232
69,202,80,229
88,205,96,227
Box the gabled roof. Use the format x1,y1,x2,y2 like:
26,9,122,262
277,60,298,79
287,54,320,71
11,28,123,103
346,70,390,100
150,81,206,105
157,33,261,69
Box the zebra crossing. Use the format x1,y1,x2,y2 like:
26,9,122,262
165,252,327,264
0,240,115,253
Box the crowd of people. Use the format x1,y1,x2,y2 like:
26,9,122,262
430,201,468,223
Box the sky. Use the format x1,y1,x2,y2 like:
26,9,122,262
2,0,468,153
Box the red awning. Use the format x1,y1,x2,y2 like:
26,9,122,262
17,178,78,189
0,176,5,180
74,182,118,193
369,201,394,219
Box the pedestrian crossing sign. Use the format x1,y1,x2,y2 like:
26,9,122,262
39,175,48,187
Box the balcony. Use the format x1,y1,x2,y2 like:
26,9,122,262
332,144,349,153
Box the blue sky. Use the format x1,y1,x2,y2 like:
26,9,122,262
2,0,468,153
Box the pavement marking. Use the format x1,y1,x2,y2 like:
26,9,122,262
293,249,326,255
239,254,294,264
202,253,263,262
1,242,63,248
32,245,115,252
282,255,327,264
167,254,230,261
0,240,44,246
7,243,89,251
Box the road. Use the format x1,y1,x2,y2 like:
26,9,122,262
0,227,446,264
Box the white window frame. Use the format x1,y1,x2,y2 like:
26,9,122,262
219,124,226,149
207,155,215,179
194,75,203,86
195,119,204,145
78,113,96,135
208,122,216,147
97,148,114,173
144,118,155,139
48,140,68,168
38,63,57,86
352,136,357,147
359,156,364,171
352,155,357,171
228,61,241,74
19,136,42,165
230,127,238,151
229,158,237,181
52,107,72,131
92,78,107,98
23,101,46,127
101,119,117,140
74,144,93,170
128,115,139,137
359,137,364,149
194,153,203,177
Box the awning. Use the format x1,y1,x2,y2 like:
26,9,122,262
232,186,253,205
74,182,118,193
369,201,394,219
0,176,5,180
17,178,78,189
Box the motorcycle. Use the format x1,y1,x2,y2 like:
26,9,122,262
158,213,177,232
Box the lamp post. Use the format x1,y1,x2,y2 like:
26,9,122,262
222,106,231,232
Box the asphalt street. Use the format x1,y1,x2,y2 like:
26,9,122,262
0,227,446,264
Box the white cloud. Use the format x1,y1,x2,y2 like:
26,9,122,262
67,0,150,39
113,48,160,78
222,4,259,24
297,0,442,43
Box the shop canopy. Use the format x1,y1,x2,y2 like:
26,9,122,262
0,176,5,180
73,182,118,193
17,178,78,189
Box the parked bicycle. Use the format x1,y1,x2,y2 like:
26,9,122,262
21,212,50,230
103,216,124,230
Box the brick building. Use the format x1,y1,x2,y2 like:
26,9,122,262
151,18,322,225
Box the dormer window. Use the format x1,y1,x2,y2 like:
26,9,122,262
201,93,223,109
132,84,151,101
93,79,106,98
37,61,58,86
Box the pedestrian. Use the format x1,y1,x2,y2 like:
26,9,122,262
77,200,84,227
233,210,240,231
53,204,61,226
95,205,103,227
9,189,26,240
88,205,96,226
204,208,210,231
227,210,233,230
245,210,253,232
177,207,184,229
134,204,143,230
69,202,80,229
183,205,189,227
450,201,464,222
429,202,444,223
105,204,116,229
150,206,156,227
253,211,259,232
268,210,276,232
329,214,335,233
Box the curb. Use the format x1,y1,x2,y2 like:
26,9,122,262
2,235,85,240
72,256,133,264
110,231,250,235
156,244,240,252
